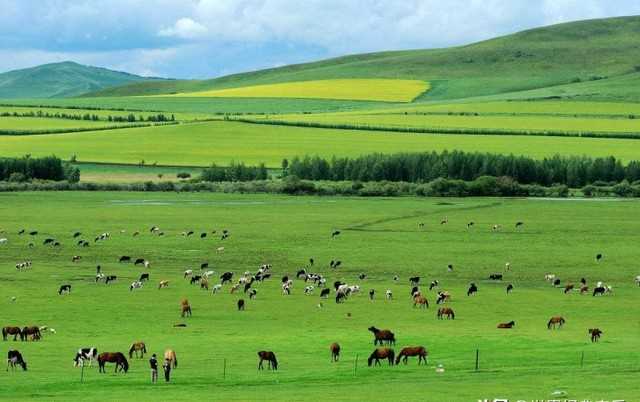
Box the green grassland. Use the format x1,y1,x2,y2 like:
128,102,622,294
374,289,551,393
166,79,429,103
0,192,638,401
260,112,640,137
363,100,640,117
74,163,203,183
1,121,640,167
0,117,133,131
87,16,640,102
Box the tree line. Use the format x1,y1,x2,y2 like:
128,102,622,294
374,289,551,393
200,162,269,182
1,110,175,123
284,151,640,187
0,156,79,183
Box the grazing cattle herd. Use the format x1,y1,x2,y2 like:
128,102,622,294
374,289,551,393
2,216,638,380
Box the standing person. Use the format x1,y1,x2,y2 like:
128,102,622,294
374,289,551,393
163,358,171,382
149,354,158,383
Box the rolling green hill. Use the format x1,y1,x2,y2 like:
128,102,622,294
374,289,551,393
0,61,164,98
86,16,640,102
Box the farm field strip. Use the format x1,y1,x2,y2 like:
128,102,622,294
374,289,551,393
0,192,638,401
162,79,430,103
1,121,640,167
260,111,640,137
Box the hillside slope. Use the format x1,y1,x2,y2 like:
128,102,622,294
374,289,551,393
0,62,163,98
87,16,640,101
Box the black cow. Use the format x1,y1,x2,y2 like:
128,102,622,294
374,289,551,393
333,281,344,291
309,258,314,266
515,221,524,228
281,275,289,284
58,284,71,295
43,238,55,245
506,283,514,294
369,289,375,300
220,272,233,284
119,256,131,263
320,289,330,298
73,232,81,238
134,258,146,266
190,275,202,285
248,289,257,299
410,286,419,296
296,269,307,279
467,283,478,296
139,273,150,282
105,275,117,284
489,274,503,280
237,299,245,311
244,283,252,293
429,280,439,290
553,278,561,287
200,262,209,270
409,276,420,285
331,230,341,238
359,273,367,280
200,233,207,239
29,231,38,236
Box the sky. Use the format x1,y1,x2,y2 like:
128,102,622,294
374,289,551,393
1,0,639,79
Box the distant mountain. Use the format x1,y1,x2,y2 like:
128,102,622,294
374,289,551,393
0,61,165,98
88,15,640,102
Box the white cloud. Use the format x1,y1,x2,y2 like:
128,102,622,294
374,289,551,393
158,18,208,39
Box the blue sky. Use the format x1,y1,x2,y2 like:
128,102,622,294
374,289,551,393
1,0,639,79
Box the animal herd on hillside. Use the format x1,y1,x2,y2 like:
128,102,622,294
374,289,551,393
2,219,639,377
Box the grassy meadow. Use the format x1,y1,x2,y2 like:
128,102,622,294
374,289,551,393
0,117,132,132
2,120,640,167
0,192,638,401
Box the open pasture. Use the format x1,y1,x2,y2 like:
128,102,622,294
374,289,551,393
0,117,130,132
268,110,640,137
165,79,430,103
0,192,639,401
1,120,640,167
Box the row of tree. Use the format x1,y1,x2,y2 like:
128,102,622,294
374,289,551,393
200,162,269,182
1,110,175,123
0,156,79,183
283,151,640,187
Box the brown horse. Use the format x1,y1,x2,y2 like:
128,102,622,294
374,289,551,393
257,351,278,370
413,295,429,309
368,326,396,346
580,285,589,295
164,349,178,368
98,352,129,373
564,284,574,294
589,328,603,342
21,326,41,341
2,327,22,341
330,342,340,362
437,307,455,320
497,321,516,329
129,341,147,358
367,347,394,366
395,346,428,365
547,316,565,329
180,299,192,317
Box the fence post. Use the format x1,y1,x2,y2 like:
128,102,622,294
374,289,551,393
223,358,227,380
580,351,584,368
475,349,479,371
354,354,359,376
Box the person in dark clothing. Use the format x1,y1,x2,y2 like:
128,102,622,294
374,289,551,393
149,354,158,383
163,358,171,382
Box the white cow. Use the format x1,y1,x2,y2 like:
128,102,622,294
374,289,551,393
304,285,314,295
385,289,393,300
0,238,7,245
544,274,556,282
183,269,193,279
635,275,640,286
211,284,222,294
129,281,143,291
203,270,215,279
